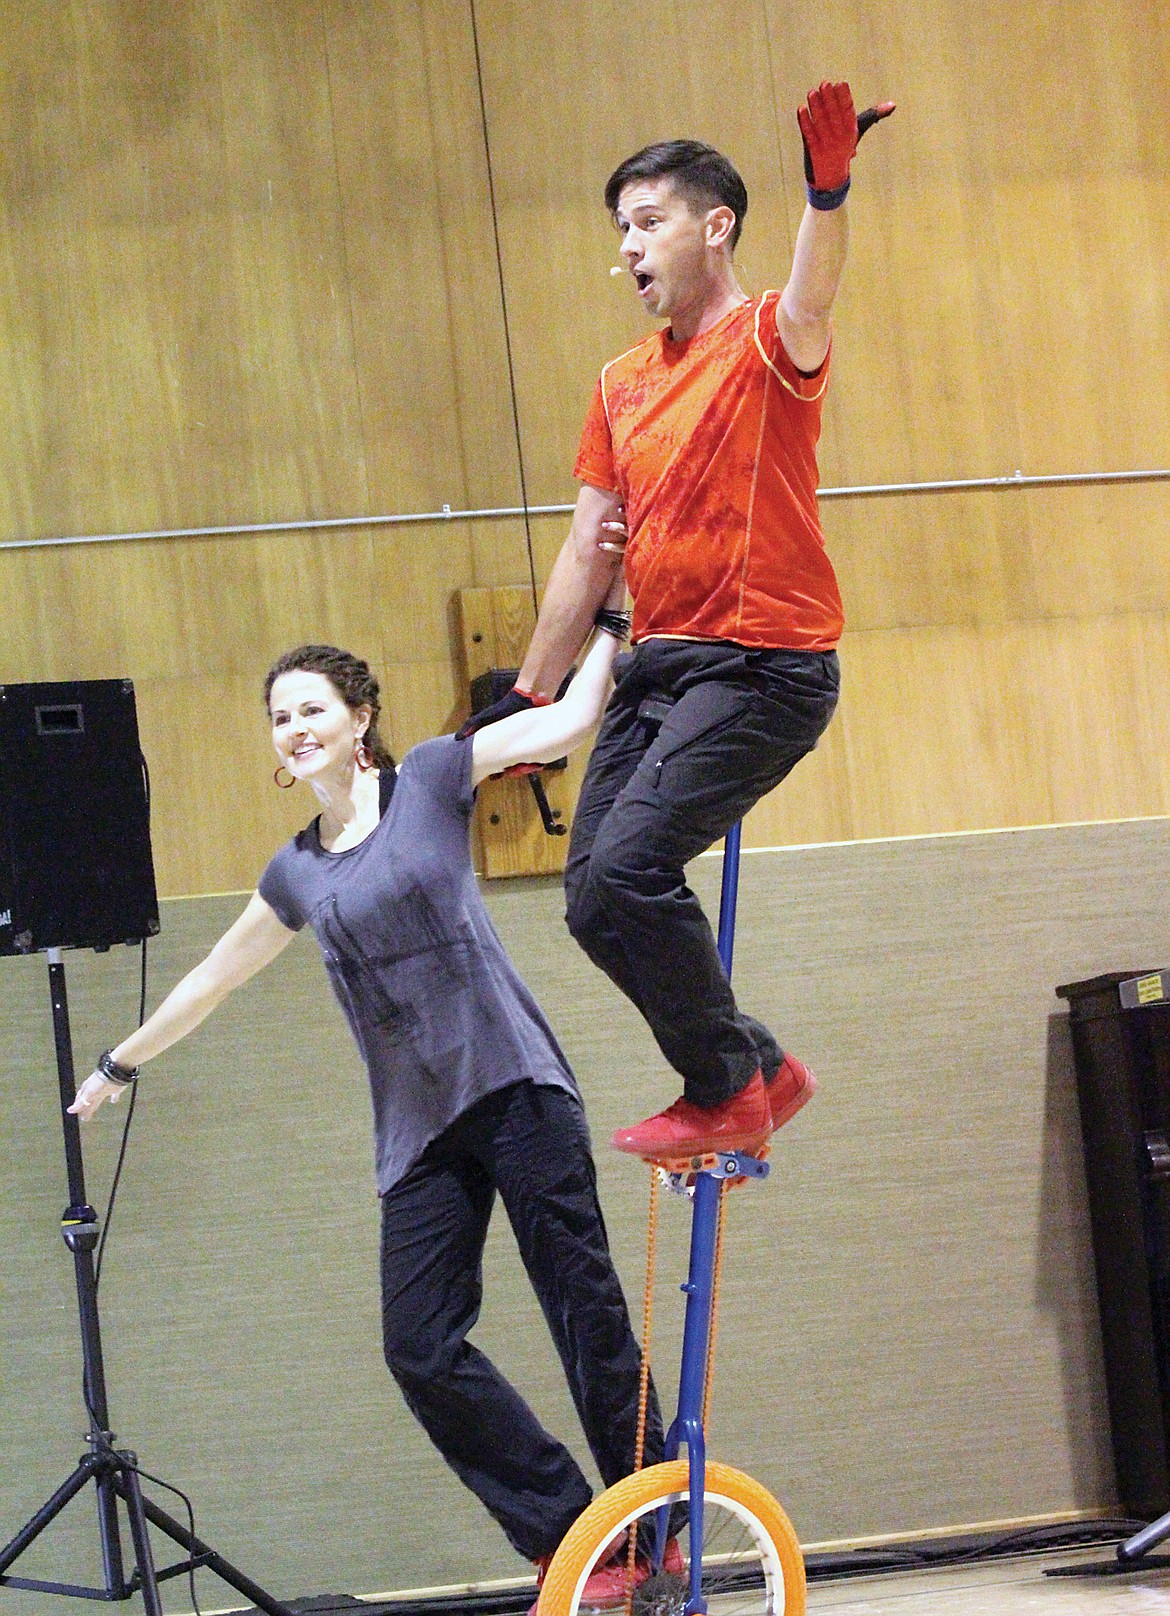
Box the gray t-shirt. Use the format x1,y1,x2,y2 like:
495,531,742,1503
258,735,578,1193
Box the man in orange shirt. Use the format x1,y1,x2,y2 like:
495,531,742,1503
465,82,892,1160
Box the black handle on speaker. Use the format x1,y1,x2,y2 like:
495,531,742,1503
1147,1131,1170,1182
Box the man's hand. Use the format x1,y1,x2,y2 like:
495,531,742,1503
799,81,895,194
457,685,548,741
459,685,553,774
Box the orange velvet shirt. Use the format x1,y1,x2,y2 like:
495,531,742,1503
573,292,843,651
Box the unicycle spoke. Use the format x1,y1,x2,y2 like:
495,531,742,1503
537,1461,804,1616
644,1499,784,1615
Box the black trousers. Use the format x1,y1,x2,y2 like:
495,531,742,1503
565,639,840,1107
379,1080,663,1559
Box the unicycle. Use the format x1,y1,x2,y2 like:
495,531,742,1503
537,823,807,1616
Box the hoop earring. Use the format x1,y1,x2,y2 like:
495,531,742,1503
355,741,375,772
274,766,296,789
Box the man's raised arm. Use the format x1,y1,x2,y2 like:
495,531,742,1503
776,81,894,375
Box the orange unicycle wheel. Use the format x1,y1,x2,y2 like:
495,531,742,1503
536,1458,805,1615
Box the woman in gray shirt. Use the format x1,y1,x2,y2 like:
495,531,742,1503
69,586,668,1602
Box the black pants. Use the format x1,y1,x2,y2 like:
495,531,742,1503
379,1081,663,1559
565,639,840,1107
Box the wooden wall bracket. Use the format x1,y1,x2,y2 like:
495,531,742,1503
456,586,584,878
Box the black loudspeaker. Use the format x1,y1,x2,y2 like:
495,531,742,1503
0,679,160,955
1057,970,1170,1518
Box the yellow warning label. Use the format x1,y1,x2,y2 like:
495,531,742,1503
1135,973,1166,1005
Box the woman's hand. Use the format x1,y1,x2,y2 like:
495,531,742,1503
469,622,624,787
598,504,628,556
68,1071,131,1122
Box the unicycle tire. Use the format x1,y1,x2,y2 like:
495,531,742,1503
535,1458,805,1616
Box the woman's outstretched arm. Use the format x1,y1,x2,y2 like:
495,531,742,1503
68,891,297,1120
469,571,628,787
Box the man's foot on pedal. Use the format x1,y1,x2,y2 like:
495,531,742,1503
765,1052,817,1129
530,1537,683,1614
638,1535,686,1589
611,1071,772,1160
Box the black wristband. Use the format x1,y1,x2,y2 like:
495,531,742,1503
807,177,851,211
594,608,632,641
98,1049,139,1086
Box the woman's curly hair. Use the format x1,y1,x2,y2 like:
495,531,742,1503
264,644,396,770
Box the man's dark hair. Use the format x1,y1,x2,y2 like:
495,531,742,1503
604,140,748,251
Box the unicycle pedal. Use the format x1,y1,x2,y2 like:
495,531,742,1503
651,1147,771,1195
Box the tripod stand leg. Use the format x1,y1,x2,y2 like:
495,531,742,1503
4,952,292,1614
119,1463,163,1616
96,1461,129,1596
129,1487,295,1616
0,1454,104,1576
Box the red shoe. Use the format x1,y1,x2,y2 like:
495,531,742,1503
765,1053,817,1129
645,1535,685,1577
530,1538,683,1614
612,1071,772,1160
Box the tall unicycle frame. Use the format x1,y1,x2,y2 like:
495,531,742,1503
537,821,807,1616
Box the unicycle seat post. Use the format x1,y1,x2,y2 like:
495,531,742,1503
671,1173,723,1454
716,820,742,977
671,821,746,1612
544,826,806,1616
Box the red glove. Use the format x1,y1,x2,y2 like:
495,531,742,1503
799,81,895,198
496,761,543,778
457,683,553,778
456,684,549,740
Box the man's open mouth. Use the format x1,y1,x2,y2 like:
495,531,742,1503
634,271,653,292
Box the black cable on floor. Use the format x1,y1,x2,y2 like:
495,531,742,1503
216,1518,1156,1616
802,1517,1150,1583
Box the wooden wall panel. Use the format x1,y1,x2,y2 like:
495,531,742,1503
0,528,381,685
743,608,1170,848
474,0,800,503
322,0,547,593
765,0,1170,469
0,1,539,896
456,585,585,875
825,482,1170,637
0,1,369,539
211,1,370,520
1,0,1169,895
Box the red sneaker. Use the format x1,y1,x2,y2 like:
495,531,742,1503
764,1053,817,1129
530,1538,683,1614
647,1535,685,1577
611,1071,772,1160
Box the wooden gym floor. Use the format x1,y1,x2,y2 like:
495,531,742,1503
803,1548,1170,1614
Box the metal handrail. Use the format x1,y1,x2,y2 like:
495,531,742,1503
2,467,1168,553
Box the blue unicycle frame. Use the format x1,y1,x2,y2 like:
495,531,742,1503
654,820,768,1615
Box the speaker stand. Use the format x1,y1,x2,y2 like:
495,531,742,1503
0,949,294,1616
1044,1517,1170,1578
